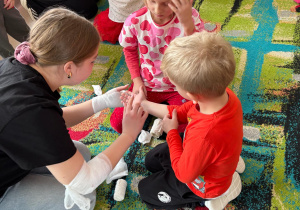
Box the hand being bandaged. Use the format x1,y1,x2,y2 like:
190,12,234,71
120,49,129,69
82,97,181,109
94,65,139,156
92,85,128,113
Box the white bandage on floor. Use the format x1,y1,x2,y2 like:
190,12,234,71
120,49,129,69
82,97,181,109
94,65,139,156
106,157,128,184
138,130,152,144
113,179,127,201
150,118,163,138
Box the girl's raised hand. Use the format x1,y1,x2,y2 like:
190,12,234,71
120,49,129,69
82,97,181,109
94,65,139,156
168,0,195,35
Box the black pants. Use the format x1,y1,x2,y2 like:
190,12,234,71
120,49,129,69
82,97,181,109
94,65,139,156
26,0,98,19
138,143,206,209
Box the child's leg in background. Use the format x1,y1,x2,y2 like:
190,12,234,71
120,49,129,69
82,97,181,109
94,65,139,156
0,7,30,58
93,9,124,44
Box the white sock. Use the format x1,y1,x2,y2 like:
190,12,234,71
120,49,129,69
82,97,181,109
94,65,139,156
236,156,245,174
205,172,242,210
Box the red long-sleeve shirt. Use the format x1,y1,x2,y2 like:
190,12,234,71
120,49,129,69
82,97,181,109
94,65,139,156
166,88,243,198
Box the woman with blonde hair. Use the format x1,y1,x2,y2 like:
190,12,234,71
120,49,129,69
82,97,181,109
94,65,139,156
0,7,147,210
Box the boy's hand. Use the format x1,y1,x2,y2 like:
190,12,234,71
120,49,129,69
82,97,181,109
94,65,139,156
4,0,15,9
121,86,146,106
122,95,148,141
168,0,194,35
134,86,147,105
162,109,179,133
120,90,132,105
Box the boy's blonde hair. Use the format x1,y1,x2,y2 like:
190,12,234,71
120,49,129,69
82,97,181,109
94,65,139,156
161,31,236,98
29,8,100,66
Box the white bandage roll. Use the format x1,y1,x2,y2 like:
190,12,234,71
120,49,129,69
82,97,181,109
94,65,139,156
113,179,127,201
150,118,163,138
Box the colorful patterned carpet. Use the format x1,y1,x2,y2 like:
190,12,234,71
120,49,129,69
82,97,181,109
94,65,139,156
59,0,300,209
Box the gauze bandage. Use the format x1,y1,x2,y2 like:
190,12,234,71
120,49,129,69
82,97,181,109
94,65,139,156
138,130,152,144
92,87,124,113
113,179,127,201
150,118,163,138
106,157,128,184
64,153,112,210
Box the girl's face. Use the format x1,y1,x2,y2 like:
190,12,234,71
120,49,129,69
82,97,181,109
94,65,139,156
74,46,99,84
145,0,174,24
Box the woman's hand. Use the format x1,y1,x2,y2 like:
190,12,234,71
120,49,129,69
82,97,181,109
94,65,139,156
162,109,179,133
122,95,148,141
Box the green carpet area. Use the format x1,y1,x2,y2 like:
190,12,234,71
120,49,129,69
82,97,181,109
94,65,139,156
59,0,300,209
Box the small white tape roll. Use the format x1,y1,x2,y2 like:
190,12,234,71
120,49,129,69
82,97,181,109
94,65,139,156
113,179,127,201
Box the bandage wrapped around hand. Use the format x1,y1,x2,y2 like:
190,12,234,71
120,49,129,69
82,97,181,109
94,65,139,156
64,153,112,210
92,88,123,113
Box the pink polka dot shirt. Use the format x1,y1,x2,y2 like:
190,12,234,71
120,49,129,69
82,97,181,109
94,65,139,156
119,7,204,92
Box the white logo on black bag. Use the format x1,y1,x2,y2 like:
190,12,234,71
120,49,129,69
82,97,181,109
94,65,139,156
157,191,171,203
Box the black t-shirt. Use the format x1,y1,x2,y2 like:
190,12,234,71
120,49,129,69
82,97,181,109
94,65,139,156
0,58,76,197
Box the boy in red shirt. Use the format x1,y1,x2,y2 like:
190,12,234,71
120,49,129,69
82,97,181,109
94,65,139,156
124,31,244,209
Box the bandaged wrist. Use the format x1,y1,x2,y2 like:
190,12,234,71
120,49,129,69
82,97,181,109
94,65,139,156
92,88,123,113
64,153,112,210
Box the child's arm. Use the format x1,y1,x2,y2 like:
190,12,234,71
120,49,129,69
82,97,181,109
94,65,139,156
138,89,169,119
121,86,169,118
167,129,217,184
141,100,169,119
169,0,195,35
123,47,147,95
120,12,148,96
123,47,140,80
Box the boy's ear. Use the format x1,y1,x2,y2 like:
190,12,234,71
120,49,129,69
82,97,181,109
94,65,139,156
186,92,200,104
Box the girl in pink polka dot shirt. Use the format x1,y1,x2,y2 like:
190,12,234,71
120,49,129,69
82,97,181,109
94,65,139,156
110,0,205,133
